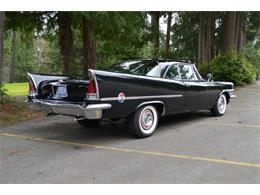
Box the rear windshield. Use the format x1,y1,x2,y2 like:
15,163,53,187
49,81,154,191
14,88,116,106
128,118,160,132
109,60,159,77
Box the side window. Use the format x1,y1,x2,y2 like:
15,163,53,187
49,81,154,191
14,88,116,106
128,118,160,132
146,64,159,77
164,65,179,80
179,64,197,80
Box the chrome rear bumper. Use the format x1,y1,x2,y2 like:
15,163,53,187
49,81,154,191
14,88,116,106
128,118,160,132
26,99,111,119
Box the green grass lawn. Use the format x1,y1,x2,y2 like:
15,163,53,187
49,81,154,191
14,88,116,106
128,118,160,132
3,82,28,96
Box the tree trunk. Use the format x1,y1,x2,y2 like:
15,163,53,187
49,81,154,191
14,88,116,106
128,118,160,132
57,12,74,75
0,12,4,84
258,12,260,34
205,12,214,65
9,30,16,83
165,12,172,58
151,12,160,58
198,12,205,66
223,12,245,53
237,13,246,52
223,12,238,53
82,18,96,79
198,12,214,69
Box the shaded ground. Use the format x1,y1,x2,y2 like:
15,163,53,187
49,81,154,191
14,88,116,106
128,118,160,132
0,96,44,127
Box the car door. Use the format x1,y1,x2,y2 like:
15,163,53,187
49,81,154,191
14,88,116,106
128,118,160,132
161,63,186,114
178,64,210,111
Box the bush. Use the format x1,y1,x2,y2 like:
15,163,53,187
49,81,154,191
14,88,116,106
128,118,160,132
242,43,260,79
198,63,212,79
211,52,257,86
0,82,10,104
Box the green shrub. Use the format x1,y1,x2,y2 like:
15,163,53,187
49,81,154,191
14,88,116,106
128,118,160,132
0,83,10,104
198,63,212,79
242,43,260,80
211,52,257,86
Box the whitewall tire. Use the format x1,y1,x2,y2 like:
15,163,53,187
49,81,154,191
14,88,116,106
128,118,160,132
211,94,227,116
128,105,159,138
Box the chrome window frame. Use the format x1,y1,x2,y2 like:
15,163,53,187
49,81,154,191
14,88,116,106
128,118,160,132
161,63,199,81
178,64,198,81
162,63,180,80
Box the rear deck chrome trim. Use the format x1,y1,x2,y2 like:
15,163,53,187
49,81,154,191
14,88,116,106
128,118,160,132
100,94,183,101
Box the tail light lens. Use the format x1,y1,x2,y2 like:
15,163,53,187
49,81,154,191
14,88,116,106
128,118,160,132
88,79,96,94
87,71,98,100
28,79,37,96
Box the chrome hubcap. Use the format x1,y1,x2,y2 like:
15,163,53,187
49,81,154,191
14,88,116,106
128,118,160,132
141,109,154,130
218,95,226,114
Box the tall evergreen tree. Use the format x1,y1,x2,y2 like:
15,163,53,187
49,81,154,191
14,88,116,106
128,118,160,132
198,12,214,67
223,12,245,53
165,12,172,58
151,12,160,58
82,17,96,78
58,12,74,75
0,12,4,83
9,30,16,83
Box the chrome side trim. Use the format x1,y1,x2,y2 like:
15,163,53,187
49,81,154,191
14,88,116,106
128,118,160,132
100,94,183,101
136,101,165,116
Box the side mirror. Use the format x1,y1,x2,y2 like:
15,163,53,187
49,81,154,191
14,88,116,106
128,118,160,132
206,73,213,82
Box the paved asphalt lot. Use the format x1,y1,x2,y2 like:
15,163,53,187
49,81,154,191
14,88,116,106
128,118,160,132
1,82,260,183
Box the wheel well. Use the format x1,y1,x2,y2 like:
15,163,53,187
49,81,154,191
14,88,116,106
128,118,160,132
222,92,230,104
136,102,165,116
152,103,165,116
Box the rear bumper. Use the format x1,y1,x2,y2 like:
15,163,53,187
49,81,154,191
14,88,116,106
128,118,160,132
26,99,112,119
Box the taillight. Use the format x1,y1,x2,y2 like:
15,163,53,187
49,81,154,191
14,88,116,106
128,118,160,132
88,79,96,93
28,78,37,96
87,71,98,100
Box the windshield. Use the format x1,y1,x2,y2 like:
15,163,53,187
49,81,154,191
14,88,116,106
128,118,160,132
109,60,159,77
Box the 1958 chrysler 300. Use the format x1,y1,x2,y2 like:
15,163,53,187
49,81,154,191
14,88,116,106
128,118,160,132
27,60,236,138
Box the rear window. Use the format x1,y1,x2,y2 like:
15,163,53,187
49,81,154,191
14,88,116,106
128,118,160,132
109,61,159,77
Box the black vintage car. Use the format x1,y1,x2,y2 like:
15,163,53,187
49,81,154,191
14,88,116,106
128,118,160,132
27,60,235,138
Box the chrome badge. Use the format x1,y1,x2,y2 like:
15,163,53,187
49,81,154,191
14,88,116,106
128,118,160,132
117,92,126,103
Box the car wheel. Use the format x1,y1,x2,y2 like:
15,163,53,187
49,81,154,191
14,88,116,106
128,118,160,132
211,94,227,116
127,105,159,138
77,118,101,127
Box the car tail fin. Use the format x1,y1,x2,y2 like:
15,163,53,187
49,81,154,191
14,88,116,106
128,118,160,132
87,70,99,100
27,73,38,97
